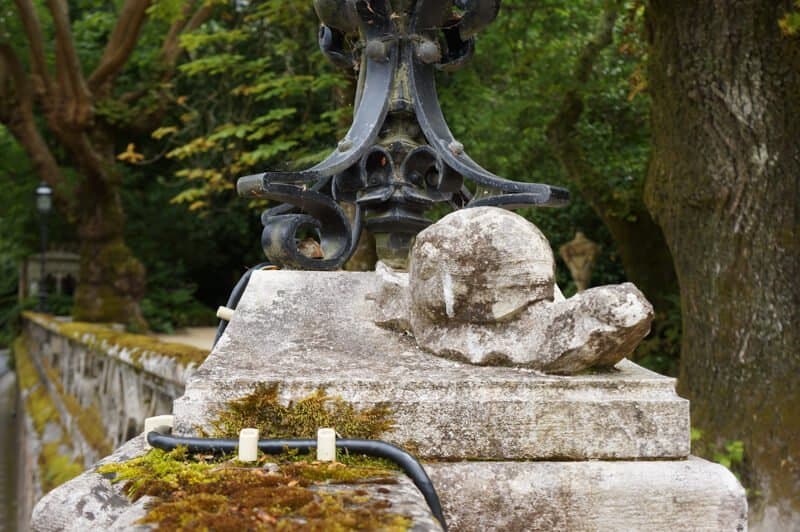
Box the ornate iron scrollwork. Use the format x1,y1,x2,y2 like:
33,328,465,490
237,0,569,270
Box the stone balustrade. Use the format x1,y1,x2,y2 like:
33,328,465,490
15,312,207,529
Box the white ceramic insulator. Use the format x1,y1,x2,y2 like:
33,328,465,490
239,428,259,462
216,306,235,321
317,428,336,462
143,415,174,449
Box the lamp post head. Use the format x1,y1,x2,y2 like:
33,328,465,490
35,182,53,214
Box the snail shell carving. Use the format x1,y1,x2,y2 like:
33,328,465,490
409,208,555,324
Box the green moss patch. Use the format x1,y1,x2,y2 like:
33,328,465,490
40,441,84,494
210,384,394,440
99,448,411,531
40,358,113,456
12,338,57,434
12,337,84,493
12,337,40,391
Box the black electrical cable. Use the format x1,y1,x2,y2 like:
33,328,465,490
213,262,274,348
146,431,447,530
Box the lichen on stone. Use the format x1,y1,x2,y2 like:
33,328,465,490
99,447,411,531
210,383,395,440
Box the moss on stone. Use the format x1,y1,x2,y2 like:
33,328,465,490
40,358,113,456
280,455,398,484
57,321,208,367
210,384,395,440
99,448,411,531
39,441,84,494
13,338,84,493
12,338,58,435
12,337,40,391
22,312,207,367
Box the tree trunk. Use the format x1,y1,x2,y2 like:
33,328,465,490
72,175,146,329
645,1,800,528
3,0,211,329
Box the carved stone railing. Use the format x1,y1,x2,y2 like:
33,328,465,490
15,313,207,526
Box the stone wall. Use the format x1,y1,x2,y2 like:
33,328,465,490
15,313,206,530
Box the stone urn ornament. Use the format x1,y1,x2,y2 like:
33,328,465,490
372,207,654,374
559,231,602,292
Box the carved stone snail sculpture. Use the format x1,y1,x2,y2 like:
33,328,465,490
371,207,655,374
237,0,569,271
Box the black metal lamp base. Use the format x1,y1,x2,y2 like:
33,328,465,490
237,0,569,270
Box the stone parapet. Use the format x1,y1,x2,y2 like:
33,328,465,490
17,313,206,530
22,313,204,451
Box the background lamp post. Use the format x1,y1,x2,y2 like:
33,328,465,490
35,182,53,312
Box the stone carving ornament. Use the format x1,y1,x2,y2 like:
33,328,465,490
372,208,654,374
233,0,654,375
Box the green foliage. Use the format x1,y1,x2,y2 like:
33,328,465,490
780,1,800,35
714,440,745,472
632,293,681,375
441,0,650,237
691,428,747,482
141,286,214,334
0,127,46,347
158,0,350,211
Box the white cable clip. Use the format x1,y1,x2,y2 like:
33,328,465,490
216,306,235,321
143,415,174,449
239,428,259,462
317,428,336,462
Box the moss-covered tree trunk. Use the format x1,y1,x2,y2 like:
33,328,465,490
3,0,211,328
72,173,146,329
645,1,800,527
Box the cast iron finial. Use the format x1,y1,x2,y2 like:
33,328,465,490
237,0,569,269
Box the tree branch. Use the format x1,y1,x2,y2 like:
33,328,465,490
0,44,33,115
161,2,213,73
545,3,678,308
88,0,152,93
45,0,92,119
12,0,54,95
0,45,66,200
160,1,196,67
546,3,620,205
109,2,212,132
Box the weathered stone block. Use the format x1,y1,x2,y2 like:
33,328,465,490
425,458,747,532
173,270,689,460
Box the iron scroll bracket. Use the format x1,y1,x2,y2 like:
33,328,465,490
237,0,569,270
